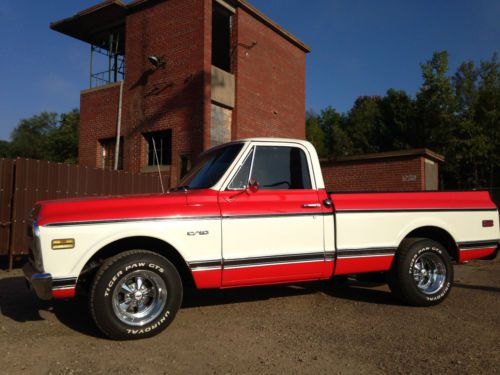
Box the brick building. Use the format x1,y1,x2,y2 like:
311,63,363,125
321,149,445,192
51,0,310,186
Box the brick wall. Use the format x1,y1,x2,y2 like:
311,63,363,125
79,83,121,168
122,0,208,186
77,0,309,187
78,0,209,186
233,7,306,140
322,157,425,192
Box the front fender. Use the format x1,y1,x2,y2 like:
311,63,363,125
39,218,222,279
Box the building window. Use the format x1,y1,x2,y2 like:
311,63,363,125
212,2,233,72
100,137,123,170
144,130,172,166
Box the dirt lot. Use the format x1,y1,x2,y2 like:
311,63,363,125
0,258,499,375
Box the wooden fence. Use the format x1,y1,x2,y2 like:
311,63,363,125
0,158,165,268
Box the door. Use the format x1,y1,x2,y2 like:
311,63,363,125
218,144,325,287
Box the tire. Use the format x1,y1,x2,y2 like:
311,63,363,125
388,238,453,307
89,250,183,340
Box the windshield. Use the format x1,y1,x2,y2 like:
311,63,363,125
176,143,244,190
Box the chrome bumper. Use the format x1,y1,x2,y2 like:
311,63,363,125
22,261,52,300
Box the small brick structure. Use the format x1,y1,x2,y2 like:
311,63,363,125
321,149,445,192
52,0,310,187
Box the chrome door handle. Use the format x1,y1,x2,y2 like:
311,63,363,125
303,203,321,208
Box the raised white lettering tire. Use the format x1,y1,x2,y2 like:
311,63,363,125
89,250,182,340
388,238,453,306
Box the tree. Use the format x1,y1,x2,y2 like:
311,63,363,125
416,51,457,147
307,50,499,190
9,112,58,160
452,60,484,187
416,51,459,188
0,140,10,157
379,89,416,150
6,109,79,163
317,106,350,157
46,109,79,163
345,96,384,154
476,53,500,188
306,110,327,157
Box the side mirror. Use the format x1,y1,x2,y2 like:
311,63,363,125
247,179,260,193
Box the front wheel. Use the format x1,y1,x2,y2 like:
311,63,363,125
388,238,453,306
89,250,183,340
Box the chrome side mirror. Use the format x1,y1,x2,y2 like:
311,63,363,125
247,179,260,193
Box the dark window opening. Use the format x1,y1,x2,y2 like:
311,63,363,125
144,130,172,166
212,3,232,72
251,146,312,190
100,137,123,170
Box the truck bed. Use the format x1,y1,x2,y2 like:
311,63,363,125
328,190,499,275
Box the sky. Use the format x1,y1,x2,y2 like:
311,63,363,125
0,0,499,141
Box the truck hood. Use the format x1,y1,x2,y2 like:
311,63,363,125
35,190,219,226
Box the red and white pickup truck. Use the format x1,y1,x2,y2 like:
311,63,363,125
24,138,499,339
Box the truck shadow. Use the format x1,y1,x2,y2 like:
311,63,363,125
4,276,496,339
315,279,401,306
454,283,500,293
2,276,400,338
0,276,104,338
181,279,399,308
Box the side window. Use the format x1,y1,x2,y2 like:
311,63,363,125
228,148,254,190
251,146,312,190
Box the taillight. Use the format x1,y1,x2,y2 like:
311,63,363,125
482,220,494,228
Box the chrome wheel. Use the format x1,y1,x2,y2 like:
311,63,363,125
412,252,446,295
112,270,167,326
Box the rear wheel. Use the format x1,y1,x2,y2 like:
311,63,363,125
388,238,453,306
89,250,183,340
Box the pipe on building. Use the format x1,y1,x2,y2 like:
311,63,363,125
114,80,124,170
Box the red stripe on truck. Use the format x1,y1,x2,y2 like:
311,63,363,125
458,247,496,263
334,255,394,275
52,288,76,299
331,191,496,212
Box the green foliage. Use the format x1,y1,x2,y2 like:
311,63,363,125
475,54,500,188
3,109,79,163
346,96,383,154
306,110,327,157
46,109,80,163
380,89,416,150
305,51,500,189
0,140,10,157
317,107,352,157
9,112,58,159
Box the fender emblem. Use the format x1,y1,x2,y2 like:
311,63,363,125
187,230,209,236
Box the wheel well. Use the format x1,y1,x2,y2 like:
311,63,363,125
403,226,458,261
78,236,195,290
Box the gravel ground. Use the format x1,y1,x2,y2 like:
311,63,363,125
0,258,499,375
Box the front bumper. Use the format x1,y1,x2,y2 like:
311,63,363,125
22,261,53,300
